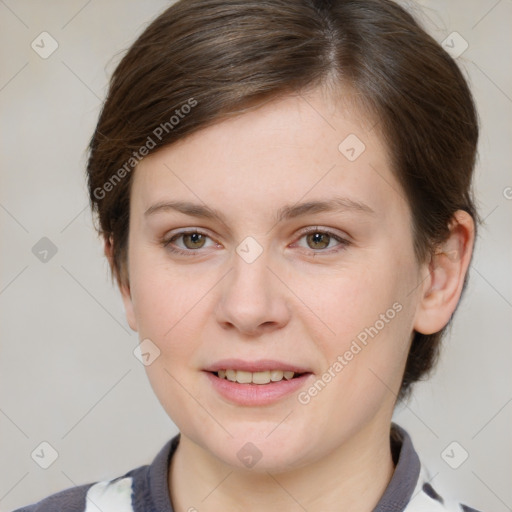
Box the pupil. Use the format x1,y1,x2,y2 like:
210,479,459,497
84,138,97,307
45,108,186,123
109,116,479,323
308,232,329,249
186,233,204,248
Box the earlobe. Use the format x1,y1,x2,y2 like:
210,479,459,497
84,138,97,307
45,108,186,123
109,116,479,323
103,235,138,332
120,281,138,332
413,211,475,335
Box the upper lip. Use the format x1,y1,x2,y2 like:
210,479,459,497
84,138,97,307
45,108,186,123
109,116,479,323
204,359,312,374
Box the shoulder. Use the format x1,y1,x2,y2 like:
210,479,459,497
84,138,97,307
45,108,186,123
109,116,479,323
392,426,484,512
11,481,91,512
12,435,179,512
383,424,485,512
12,475,137,512
406,473,485,512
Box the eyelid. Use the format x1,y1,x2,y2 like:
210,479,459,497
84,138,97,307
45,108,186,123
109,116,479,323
290,226,351,252
294,225,351,241
162,228,221,254
163,228,216,243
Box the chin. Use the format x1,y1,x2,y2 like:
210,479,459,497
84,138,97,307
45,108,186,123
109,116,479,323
197,424,316,473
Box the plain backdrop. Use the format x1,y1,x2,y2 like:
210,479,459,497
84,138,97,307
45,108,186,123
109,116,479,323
0,1,511,511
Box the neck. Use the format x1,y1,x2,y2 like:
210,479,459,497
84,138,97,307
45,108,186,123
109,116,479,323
169,421,395,512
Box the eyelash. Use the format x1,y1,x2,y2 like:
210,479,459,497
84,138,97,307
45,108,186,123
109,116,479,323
162,228,351,257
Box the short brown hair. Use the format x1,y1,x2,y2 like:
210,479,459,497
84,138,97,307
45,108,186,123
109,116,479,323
87,0,479,398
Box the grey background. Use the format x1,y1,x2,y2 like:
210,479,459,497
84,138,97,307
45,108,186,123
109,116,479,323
0,1,511,510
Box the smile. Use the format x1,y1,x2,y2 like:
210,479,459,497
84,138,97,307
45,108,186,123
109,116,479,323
204,366,313,406
215,369,305,384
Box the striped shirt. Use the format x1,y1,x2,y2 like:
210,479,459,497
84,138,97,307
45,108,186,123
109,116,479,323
14,425,483,512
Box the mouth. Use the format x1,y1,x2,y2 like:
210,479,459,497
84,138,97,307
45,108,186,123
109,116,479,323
212,369,308,384
203,360,313,405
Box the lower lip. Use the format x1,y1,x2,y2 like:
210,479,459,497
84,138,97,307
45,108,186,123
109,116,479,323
204,371,312,406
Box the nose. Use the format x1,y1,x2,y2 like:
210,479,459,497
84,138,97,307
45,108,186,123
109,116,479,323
215,248,291,337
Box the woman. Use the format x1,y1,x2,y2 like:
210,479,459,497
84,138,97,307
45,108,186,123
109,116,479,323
16,0,482,510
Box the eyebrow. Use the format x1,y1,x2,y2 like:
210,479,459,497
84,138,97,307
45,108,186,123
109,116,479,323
144,196,375,223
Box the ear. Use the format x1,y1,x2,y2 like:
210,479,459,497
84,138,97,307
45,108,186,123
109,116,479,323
103,235,138,332
413,210,475,335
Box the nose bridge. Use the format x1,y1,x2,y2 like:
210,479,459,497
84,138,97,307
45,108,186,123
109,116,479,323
215,239,290,334
232,247,271,296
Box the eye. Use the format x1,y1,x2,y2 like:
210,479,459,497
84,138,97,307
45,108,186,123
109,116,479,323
180,232,208,249
162,227,350,257
162,230,218,255
293,228,350,253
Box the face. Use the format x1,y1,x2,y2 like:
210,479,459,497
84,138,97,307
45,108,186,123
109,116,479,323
121,88,426,471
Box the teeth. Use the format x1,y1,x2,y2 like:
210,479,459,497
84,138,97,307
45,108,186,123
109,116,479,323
270,370,284,381
216,369,299,384
235,370,252,384
253,371,272,384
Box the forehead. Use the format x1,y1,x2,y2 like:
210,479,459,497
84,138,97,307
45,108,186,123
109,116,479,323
132,88,405,224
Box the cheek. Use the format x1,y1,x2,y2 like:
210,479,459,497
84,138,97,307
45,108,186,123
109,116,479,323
294,255,412,342
128,262,206,419
129,256,201,336
293,264,416,432
127,253,223,376
294,251,418,388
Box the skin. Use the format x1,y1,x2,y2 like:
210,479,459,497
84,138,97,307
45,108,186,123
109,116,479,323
107,87,474,512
